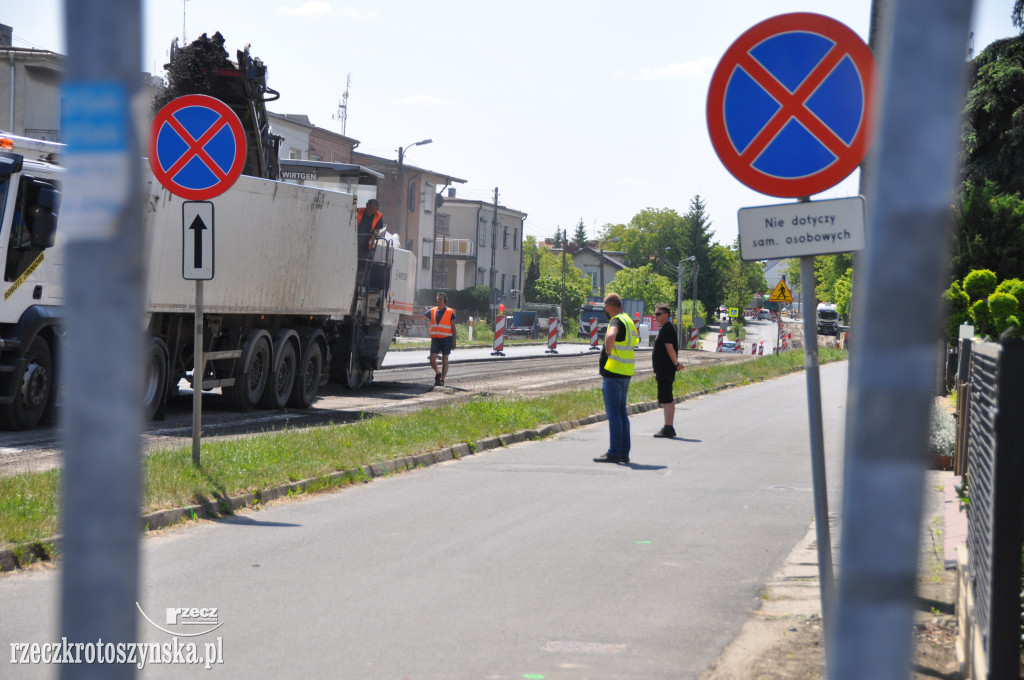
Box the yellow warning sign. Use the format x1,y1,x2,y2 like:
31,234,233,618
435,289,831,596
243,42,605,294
768,279,793,303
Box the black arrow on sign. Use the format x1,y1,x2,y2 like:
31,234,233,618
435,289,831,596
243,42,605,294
188,214,207,269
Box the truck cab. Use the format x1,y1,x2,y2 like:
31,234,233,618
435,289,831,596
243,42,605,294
816,303,840,336
0,134,65,429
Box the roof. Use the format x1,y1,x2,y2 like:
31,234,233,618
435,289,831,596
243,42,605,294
278,159,383,185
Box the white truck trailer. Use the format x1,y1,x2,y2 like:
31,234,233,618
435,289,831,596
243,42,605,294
0,133,415,430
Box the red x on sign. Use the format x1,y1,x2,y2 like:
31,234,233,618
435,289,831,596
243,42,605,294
149,94,247,201
707,13,877,198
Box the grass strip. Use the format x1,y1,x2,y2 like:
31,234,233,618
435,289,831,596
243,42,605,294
0,348,846,548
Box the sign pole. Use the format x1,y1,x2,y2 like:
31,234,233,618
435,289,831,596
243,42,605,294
799,249,836,653
193,280,203,465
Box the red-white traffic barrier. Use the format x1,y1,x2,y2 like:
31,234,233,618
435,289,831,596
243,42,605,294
716,327,724,352
589,317,600,350
545,317,559,354
751,343,757,354
782,332,790,351
759,341,764,356
491,315,505,356
689,327,698,350
734,341,743,353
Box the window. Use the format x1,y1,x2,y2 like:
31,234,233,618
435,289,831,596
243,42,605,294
513,229,519,250
407,181,416,212
511,275,517,291
422,255,430,270
479,225,487,247
503,227,509,249
501,274,506,292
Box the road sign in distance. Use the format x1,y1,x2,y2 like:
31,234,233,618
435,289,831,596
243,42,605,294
738,196,865,261
182,201,214,280
707,13,876,198
768,279,794,303
150,94,247,201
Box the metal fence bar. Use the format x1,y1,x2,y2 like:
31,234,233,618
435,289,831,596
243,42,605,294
965,340,1024,678
831,0,974,678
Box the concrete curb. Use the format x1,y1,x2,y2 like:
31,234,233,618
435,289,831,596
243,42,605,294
0,373,779,573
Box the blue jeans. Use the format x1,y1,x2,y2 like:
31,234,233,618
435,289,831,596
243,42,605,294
602,375,631,458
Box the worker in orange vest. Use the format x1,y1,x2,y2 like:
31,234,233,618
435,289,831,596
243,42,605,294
356,198,385,251
426,292,456,386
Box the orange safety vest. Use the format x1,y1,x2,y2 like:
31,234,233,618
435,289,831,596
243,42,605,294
429,306,455,338
356,207,383,231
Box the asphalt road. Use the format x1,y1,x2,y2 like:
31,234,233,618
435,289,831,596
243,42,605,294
0,343,750,477
0,361,848,679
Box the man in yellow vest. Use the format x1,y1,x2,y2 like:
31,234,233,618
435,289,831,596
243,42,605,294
594,293,639,464
426,292,456,386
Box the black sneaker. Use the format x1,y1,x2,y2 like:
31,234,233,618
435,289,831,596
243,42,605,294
593,454,629,464
437,378,445,386
433,374,442,386
653,427,676,438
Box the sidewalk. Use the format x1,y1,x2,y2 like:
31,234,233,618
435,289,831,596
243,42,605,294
700,470,965,679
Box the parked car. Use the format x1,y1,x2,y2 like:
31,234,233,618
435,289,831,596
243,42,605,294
757,309,771,320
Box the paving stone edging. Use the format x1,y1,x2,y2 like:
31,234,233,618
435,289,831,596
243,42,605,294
0,378,761,573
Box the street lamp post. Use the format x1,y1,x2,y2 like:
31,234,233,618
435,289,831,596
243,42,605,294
396,138,432,248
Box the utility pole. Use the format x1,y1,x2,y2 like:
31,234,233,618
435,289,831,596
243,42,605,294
490,187,499,316
61,2,144,678
561,228,568,320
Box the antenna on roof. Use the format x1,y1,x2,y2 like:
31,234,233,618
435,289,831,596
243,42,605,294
333,73,352,135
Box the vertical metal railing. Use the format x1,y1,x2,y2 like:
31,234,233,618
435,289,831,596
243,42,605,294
963,340,1024,678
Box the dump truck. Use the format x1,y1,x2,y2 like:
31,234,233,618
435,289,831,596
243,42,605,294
816,302,840,336
0,131,414,431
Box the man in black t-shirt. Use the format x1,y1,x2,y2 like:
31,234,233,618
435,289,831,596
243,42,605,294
651,304,684,438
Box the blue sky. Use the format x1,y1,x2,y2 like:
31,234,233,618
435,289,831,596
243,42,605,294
4,1,1019,245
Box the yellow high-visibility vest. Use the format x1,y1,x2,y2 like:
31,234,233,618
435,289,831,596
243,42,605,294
604,312,639,376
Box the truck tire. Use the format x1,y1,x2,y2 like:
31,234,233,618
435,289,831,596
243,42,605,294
0,337,52,430
258,341,297,410
143,336,169,421
224,333,271,411
288,341,322,410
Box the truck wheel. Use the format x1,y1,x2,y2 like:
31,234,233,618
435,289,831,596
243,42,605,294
143,337,169,421
258,341,296,410
288,342,322,409
0,337,52,430
224,334,271,411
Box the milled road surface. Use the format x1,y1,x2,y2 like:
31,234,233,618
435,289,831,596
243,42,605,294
0,344,751,477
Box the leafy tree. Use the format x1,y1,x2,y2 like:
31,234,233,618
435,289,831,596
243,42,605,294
678,196,725,316
952,182,1024,281
962,35,1024,193
942,280,972,343
712,241,768,314
532,274,590,326
606,265,675,315
963,268,998,300
522,235,542,302
551,228,563,248
814,254,854,304
952,269,1022,339
833,268,854,323
995,278,1024,314
572,218,589,248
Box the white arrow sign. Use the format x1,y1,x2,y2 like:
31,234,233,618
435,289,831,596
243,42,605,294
182,201,214,280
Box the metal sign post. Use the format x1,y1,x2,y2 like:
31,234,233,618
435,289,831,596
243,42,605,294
831,0,974,677
151,93,243,466
59,2,143,677
182,202,214,464
708,13,876,663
